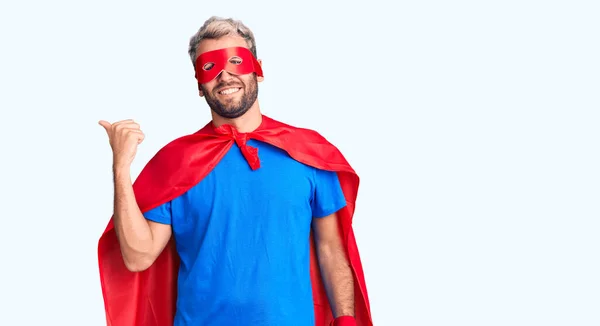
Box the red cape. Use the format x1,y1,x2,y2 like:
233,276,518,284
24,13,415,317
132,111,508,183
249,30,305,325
97,115,373,325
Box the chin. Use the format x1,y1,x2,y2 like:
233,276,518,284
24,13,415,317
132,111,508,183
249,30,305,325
212,107,250,119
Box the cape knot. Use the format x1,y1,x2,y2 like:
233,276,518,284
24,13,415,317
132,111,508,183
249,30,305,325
214,123,260,170
214,123,236,136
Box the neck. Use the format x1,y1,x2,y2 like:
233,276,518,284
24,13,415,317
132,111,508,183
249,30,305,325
210,101,263,133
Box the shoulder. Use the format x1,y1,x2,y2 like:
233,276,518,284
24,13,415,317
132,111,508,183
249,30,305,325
264,115,334,145
148,121,214,162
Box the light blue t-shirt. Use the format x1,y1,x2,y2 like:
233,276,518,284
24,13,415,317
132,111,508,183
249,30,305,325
143,139,346,326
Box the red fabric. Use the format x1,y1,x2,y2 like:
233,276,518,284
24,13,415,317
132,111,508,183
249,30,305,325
97,115,373,326
194,46,264,84
331,316,357,326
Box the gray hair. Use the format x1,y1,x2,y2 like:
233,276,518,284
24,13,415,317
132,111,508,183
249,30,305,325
188,16,257,64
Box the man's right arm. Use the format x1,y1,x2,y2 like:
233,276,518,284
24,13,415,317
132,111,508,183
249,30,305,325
113,165,172,272
99,118,172,272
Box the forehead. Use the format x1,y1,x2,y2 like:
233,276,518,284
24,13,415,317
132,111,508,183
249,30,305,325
195,35,249,60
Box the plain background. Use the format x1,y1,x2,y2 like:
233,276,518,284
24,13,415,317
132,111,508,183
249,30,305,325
1,0,598,325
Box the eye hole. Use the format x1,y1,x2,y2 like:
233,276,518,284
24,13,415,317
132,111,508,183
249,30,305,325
229,56,243,65
203,62,215,71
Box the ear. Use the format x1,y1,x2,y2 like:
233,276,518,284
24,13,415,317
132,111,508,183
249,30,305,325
198,83,205,97
257,59,264,82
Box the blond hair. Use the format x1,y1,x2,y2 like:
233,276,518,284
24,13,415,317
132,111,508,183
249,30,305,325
188,16,257,64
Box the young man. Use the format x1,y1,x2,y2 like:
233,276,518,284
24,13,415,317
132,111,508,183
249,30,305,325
98,16,372,326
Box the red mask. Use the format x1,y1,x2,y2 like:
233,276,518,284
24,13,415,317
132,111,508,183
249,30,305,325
194,46,263,84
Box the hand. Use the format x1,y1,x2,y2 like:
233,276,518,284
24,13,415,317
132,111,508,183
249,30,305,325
99,119,145,169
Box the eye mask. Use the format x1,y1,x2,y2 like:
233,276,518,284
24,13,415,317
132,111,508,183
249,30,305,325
194,46,263,84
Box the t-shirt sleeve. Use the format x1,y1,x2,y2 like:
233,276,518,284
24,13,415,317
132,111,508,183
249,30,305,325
142,201,172,225
311,168,347,218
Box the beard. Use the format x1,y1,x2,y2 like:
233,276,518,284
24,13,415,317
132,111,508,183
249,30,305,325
201,74,259,119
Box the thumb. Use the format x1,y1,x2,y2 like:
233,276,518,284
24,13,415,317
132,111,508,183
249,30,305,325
98,120,111,133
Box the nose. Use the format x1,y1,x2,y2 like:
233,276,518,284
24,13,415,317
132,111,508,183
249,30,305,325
217,70,234,82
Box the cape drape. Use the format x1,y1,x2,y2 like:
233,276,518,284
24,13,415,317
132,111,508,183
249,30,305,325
97,115,373,325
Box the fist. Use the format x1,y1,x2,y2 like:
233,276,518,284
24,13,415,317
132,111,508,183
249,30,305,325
99,119,145,168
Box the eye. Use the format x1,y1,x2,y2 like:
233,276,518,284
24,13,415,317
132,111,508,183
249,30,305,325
229,56,243,65
203,62,215,71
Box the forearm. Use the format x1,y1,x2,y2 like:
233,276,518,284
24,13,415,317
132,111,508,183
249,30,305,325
113,165,155,271
317,243,355,318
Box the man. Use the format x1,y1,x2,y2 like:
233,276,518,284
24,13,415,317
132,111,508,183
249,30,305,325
98,16,372,326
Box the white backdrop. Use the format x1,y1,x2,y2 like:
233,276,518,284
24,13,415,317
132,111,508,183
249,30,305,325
0,0,598,325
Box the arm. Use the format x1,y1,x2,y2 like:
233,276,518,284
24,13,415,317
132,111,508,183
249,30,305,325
312,212,355,319
113,165,172,272
99,119,172,272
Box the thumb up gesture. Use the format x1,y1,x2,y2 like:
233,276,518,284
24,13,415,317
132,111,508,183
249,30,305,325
98,119,145,169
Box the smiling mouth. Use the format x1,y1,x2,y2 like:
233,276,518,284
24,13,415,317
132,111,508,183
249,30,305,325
218,87,241,95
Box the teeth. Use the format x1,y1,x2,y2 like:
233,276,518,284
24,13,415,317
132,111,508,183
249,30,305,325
220,88,240,95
